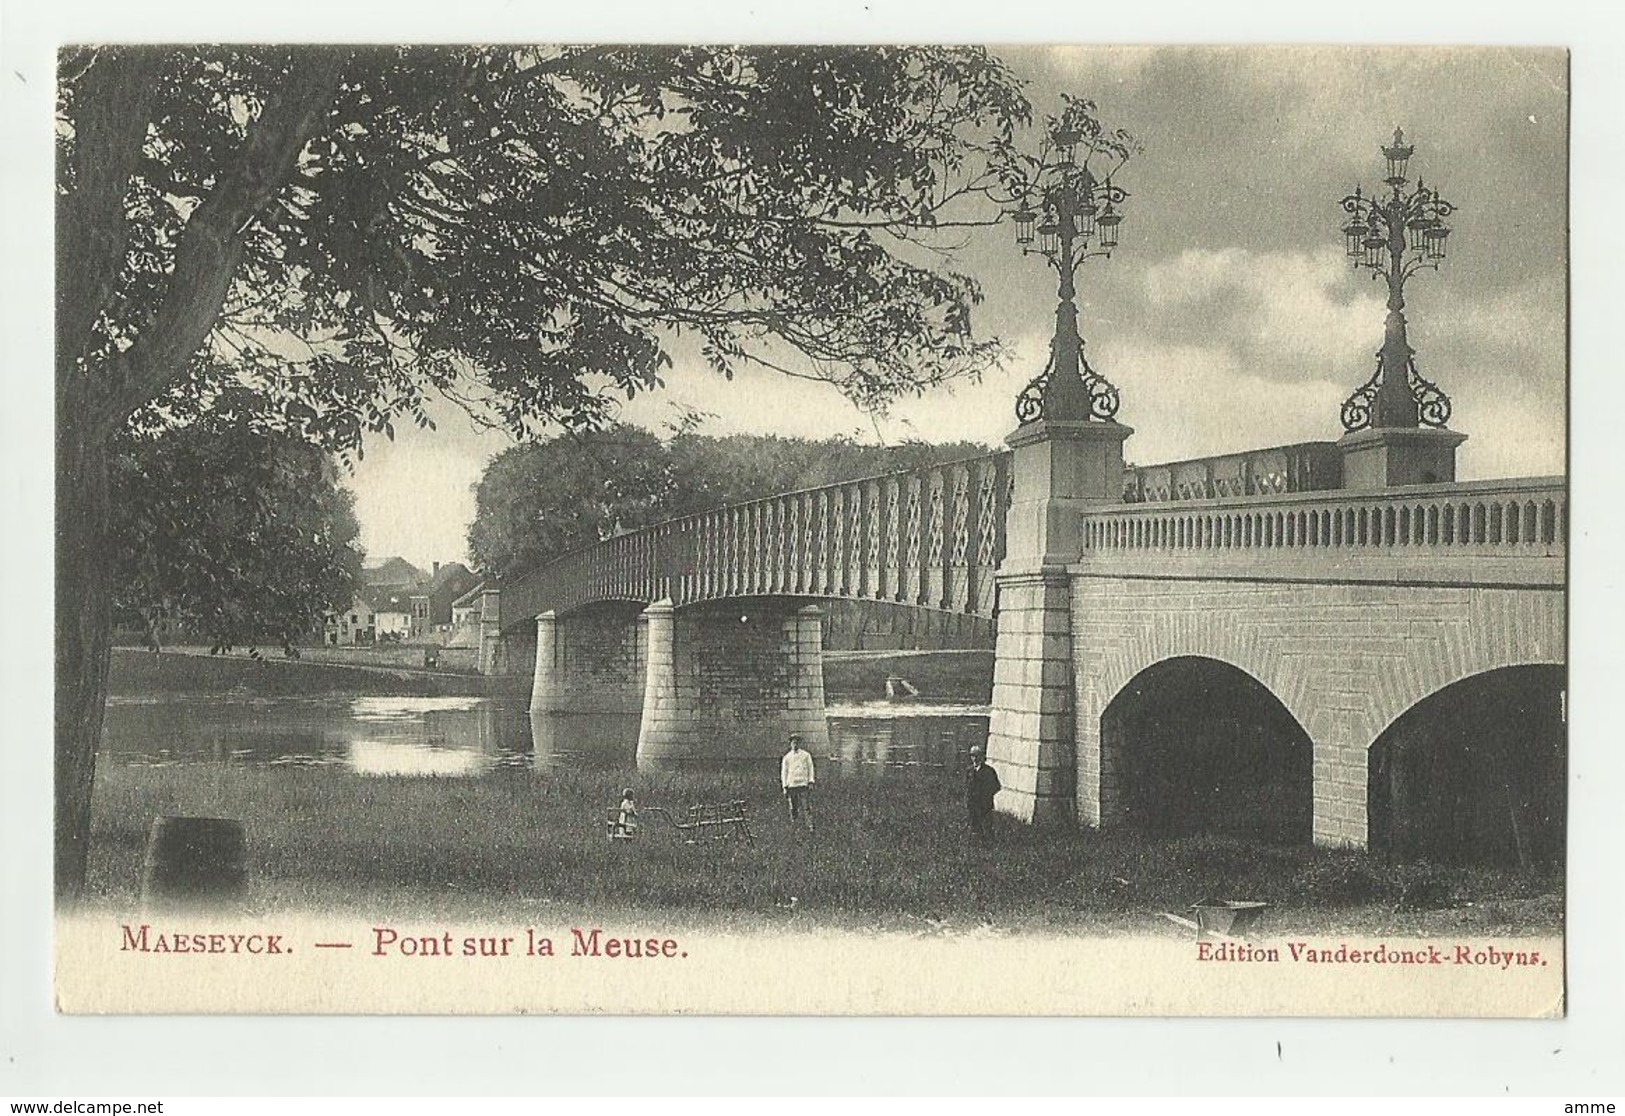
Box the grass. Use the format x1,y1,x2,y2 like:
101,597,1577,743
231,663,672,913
109,646,494,697
84,761,1563,936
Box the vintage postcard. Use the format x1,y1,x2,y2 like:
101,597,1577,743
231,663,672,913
52,43,1567,1016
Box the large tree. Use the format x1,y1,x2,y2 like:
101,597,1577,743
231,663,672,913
56,44,1034,896
468,424,680,581
666,430,991,513
110,417,362,653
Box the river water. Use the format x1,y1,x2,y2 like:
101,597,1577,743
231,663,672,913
101,693,990,779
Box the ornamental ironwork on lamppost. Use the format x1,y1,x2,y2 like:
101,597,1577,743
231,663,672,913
1339,127,1458,432
1008,101,1133,426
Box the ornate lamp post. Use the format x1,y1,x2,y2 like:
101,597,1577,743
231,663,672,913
1008,102,1132,426
1339,128,1458,432
988,100,1138,826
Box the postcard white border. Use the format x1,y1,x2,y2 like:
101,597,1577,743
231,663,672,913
3,0,1623,1096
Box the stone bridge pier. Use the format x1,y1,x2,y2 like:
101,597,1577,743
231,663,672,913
987,416,1134,824
529,601,649,717
637,599,828,767
526,597,829,767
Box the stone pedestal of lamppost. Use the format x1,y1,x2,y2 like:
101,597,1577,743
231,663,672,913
987,417,1133,825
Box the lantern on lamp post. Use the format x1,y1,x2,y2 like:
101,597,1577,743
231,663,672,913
1006,100,1135,425
1339,128,1458,432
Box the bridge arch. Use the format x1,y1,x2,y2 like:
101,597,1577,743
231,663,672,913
1069,573,1565,847
1367,664,1566,866
1098,655,1315,844
549,596,652,619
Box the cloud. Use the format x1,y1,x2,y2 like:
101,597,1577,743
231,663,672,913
347,401,509,568
330,46,1568,563
1093,337,1346,464
1139,245,1386,376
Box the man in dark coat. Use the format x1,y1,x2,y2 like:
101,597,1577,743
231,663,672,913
966,744,1001,837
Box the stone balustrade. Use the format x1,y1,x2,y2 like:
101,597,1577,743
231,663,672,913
1081,476,1565,561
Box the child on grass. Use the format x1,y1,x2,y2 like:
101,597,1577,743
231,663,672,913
614,788,639,840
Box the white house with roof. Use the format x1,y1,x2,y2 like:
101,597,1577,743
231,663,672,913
450,582,486,627
368,586,414,640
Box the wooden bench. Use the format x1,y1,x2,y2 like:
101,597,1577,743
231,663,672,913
640,800,755,843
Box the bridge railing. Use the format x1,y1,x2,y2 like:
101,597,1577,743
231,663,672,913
500,450,1013,624
1080,476,1566,562
1122,441,1343,502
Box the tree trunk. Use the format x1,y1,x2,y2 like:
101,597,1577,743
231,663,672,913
53,49,349,899
55,400,112,901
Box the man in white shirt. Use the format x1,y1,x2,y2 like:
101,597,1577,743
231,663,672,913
780,734,816,831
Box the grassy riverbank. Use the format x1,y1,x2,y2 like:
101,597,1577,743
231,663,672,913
86,761,1562,936
109,646,497,697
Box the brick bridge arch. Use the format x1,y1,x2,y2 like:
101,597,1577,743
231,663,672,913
1366,663,1567,865
1071,575,1565,847
1097,653,1317,844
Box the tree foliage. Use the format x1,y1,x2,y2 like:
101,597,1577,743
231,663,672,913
666,430,991,513
60,45,1032,450
110,421,362,653
467,424,677,581
468,426,989,580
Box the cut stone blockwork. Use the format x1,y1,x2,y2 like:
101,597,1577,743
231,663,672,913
985,568,1077,823
637,600,828,767
987,416,1134,824
530,605,648,717
1069,572,1565,846
1339,426,1467,490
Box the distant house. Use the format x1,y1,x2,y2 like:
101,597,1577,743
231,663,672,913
409,562,483,640
369,587,415,640
322,557,480,645
323,594,376,645
450,582,486,627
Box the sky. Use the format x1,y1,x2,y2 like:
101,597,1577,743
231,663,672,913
346,45,1569,571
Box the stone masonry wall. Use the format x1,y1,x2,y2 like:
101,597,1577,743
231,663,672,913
530,606,646,715
1068,575,1565,847
986,569,1077,824
638,603,827,766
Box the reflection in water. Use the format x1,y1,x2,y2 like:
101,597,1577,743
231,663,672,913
350,695,488,719
347,738,486,777
825,713,990,779
102,692,989,780
529,712,640,772
103,693,533,776
348,696,505,776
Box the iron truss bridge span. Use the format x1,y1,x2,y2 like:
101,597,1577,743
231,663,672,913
499,452,1013,628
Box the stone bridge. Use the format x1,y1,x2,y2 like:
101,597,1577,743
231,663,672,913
481,413,1565,861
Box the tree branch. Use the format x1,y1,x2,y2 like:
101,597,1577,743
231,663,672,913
57,47,167,382
87,49,350,445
